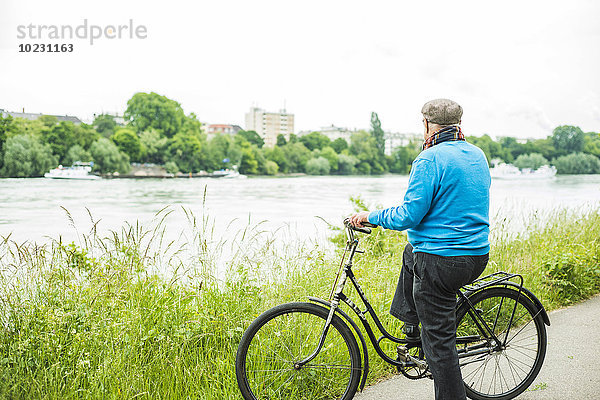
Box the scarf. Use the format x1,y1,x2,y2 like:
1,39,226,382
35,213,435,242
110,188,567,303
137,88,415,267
422,125,465,151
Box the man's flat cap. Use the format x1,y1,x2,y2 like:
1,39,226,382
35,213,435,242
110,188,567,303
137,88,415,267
421,99,463,125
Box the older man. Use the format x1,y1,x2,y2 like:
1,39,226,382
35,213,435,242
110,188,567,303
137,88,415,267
349,99,491,400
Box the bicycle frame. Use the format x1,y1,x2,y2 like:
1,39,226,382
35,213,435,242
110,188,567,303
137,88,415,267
302,224,550,390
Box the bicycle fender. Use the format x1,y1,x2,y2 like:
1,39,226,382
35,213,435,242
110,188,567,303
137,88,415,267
308,296,369,392
460,284,551,326
502,282,551,326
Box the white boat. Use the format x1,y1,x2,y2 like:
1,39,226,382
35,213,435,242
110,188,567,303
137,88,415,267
212,166,247,179
222,170,247,179
44,162,100,180
490,163,556,180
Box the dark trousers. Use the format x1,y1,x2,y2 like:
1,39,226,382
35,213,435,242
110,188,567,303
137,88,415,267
391,243,488,400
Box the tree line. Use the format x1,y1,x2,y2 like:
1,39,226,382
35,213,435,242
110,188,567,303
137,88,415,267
1,92,599,177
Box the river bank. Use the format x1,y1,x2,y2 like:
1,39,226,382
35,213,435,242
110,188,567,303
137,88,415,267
0,207,599,399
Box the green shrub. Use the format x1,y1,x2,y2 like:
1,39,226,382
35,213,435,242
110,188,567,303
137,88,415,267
305,157,330,175
90,138,130,174
264,160,279,175
337,154,359,175
65,144,93,165
514,153,549,170
0,134,57,177
552,152,600,174
164,161,179,174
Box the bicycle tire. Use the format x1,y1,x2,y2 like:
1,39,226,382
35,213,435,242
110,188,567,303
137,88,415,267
236,302,361,400
456,287,547,400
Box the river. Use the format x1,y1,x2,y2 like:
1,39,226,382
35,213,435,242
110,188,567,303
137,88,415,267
1,175,600,245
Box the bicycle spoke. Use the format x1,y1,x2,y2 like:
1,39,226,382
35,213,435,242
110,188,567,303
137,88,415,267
502,351,520,387
303,364,359,371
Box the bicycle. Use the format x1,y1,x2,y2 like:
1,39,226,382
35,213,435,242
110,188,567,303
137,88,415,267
235,220,550,400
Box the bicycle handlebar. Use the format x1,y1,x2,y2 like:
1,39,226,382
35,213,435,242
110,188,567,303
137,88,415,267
343,218,378,235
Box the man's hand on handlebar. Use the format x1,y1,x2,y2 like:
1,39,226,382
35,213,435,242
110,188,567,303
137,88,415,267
348,211,371,228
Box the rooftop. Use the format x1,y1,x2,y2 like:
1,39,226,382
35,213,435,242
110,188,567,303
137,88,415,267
0,109,83,124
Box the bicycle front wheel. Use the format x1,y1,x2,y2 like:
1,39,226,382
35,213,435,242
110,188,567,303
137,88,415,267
456,287,547,400
236,302,361,400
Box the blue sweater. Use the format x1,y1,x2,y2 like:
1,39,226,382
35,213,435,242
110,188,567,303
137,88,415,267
368,141,491,256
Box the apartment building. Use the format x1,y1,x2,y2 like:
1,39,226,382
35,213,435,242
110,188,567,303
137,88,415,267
244,107,294,147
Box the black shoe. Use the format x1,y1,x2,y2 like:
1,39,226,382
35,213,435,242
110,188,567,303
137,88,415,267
402,323,421,342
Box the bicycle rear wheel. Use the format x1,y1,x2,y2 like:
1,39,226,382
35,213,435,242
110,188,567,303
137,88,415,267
456,287,547,400
235,302,361,400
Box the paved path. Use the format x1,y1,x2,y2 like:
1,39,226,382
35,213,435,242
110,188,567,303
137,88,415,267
355,294,600,400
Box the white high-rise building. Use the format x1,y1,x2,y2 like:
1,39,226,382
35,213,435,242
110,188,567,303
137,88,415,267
245,107,294,147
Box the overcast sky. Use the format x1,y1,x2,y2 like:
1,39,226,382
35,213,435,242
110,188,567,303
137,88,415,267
1,0,599,139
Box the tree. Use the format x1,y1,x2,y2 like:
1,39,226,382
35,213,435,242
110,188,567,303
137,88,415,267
167,131,207,173
111,127,142,162
0,115,18,170
64,145,93,165
552,153,600,174
337,154,359,175
75,123,100,150
264,145,289,173
89,138,130,174
182,113,204,136
331,137,348,153
38,115,58,128
349,131,385,174
526,138,556,161
513,153,549,170
164,161,179,174
1,134,57,177
237,130,264,148
497,137,525,162
10,117,47,138
93,114,118,137
299,132,331,151
43,121,76,164
252,144,267,174
281,142,311,173
124,92,186,137
319,146,339,172
207,133,241,171
389,144,420,174
264,160,279,175
235,136,258,174
139,130,168,164
467,134,510,163
276,134,287,147
305,157,330,175
370,112,385,156
583,132,600,158
552,125,585,156
356,161,372,174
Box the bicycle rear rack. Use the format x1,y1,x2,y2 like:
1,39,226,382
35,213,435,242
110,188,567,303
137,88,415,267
461,271,524,294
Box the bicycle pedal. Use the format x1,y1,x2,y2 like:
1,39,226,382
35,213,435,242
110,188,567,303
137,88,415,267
396,345,409,363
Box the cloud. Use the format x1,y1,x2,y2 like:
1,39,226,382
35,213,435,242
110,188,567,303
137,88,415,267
507,104,554,132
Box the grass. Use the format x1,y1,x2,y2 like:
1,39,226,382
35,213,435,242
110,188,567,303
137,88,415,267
0,203,599,399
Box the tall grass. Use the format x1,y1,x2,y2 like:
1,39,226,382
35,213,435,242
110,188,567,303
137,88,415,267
0,204,599,399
